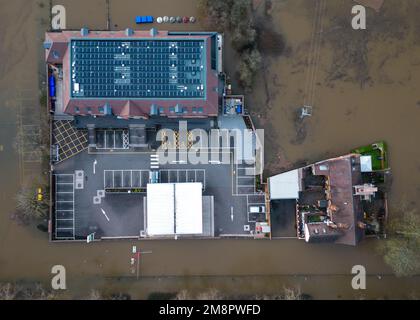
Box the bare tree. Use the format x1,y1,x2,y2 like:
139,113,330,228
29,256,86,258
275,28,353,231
0,282,58,300
15,185,49,220
198,0,262,92
174,289,194,300
196,288,224,300
22,283,58,300
282,286,303,300
254,286,305,300
0,283,19,300
197,0,233,31
238,48,262,91
379,207,420,277
86,289,103,300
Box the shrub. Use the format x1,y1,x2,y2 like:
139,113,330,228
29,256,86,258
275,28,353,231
379,208,420,277
15,185,49,220
197,0,234,31
238,48,262,91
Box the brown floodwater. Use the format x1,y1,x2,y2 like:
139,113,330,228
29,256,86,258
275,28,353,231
0,0,419,299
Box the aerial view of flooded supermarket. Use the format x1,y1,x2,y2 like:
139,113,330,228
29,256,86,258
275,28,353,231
0,0,419,302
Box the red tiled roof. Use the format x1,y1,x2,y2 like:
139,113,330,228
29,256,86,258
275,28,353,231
117,101,149,119
312,154,365,246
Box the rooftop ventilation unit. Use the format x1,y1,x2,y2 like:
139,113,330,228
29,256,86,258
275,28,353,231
125,28,134,36
175,104,182,114
150,27,158,37
52,50,60,59
103,103,112,115
80,27,89,36
150,104,158,116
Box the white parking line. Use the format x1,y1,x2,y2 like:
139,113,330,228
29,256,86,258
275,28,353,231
100,208,110,222
159,169,206,189
234,161,257,195
150,154,159,169
55,173,75,240
104,169,150,189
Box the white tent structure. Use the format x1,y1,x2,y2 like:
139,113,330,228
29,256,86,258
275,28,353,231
146,183,175,236
175,183,203,234
268,169,301,200
146,182,203,236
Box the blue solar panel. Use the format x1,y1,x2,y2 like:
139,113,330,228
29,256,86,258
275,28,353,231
70,39,206,99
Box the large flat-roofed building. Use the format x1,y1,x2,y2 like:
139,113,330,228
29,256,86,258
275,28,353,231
44,28,221,118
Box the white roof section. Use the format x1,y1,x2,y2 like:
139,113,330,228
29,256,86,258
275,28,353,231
175,183,203,234
269,169,301,200
146,183,175,236
146,183,203,236
360,155,373,172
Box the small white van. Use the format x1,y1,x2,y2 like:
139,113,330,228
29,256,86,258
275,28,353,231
249,205,265,213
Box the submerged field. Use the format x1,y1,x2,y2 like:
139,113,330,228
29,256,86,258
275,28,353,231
0,0,419,299
250,0,420,212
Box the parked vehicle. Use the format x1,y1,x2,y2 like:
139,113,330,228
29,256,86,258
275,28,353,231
249,205,265,213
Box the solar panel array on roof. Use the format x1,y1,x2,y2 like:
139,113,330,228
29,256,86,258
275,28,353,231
70,39,206,99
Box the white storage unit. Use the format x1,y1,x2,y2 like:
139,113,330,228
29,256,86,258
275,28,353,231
360,155,373,172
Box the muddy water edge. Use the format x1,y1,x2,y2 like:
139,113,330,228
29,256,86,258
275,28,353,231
0,0,419,299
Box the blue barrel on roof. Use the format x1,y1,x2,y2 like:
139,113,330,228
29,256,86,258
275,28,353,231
135,15,154,24
236,104,242,114
49,75,56,97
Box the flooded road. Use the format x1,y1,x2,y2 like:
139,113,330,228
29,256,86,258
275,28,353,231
0,0,419,299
